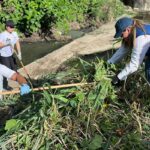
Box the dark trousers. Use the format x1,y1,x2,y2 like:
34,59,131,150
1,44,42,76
145,59,150,83
0,55,17,89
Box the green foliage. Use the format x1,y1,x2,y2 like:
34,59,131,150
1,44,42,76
0,0,125,34
5,119,17,131
86,0,125,23
88,134,103,150
0,58,117,149
1,58,150,149
94,59,116,101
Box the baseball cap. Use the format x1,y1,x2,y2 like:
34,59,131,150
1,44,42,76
5,20,15,28
114,17,134,38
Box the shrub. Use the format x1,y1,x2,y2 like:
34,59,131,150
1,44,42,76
0,0,125,35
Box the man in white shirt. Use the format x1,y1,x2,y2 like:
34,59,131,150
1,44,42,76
0,20,22,90
0,64,31,99
108,17,150,85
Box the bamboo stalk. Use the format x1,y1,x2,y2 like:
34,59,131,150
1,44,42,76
0,82,93,95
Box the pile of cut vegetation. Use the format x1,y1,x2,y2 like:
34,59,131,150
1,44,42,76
0,58,150,149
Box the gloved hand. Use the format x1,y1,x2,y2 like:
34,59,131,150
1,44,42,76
17,52,22,60
20,84,31,95
111,75,121,86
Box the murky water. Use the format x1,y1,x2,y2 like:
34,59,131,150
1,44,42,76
21,41,67,65
21,30,86,65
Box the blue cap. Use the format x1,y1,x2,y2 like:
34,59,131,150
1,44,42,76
114,17,134,38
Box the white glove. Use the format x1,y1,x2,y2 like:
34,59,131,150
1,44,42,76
17,52,22,60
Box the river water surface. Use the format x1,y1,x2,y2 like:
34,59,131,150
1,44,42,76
21,41,67,65
21,30,86,65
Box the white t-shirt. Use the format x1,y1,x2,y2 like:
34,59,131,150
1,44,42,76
0,31,19,57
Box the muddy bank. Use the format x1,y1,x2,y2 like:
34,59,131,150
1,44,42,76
20,22,93,42
18,21,120,80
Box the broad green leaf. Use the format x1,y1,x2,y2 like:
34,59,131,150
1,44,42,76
43,90,52,105
53,94,68,103
88,134,103,150
70,100,77,108
88,91,96,101
5,119,18,131
76,91,85,102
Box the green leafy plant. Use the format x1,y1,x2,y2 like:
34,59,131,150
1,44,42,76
1,56,150,149
0,0,125,35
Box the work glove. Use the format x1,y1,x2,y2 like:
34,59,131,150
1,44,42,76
111,75,121,86
20,84,31,95
17,52,22,60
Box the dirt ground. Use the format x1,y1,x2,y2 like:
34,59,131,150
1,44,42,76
8,21,120,88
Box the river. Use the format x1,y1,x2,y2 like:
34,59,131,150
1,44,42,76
21,41,67,65
21,30,86,65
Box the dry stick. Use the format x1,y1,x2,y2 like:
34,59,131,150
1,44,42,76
13,50,34,89
0,82,93,95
